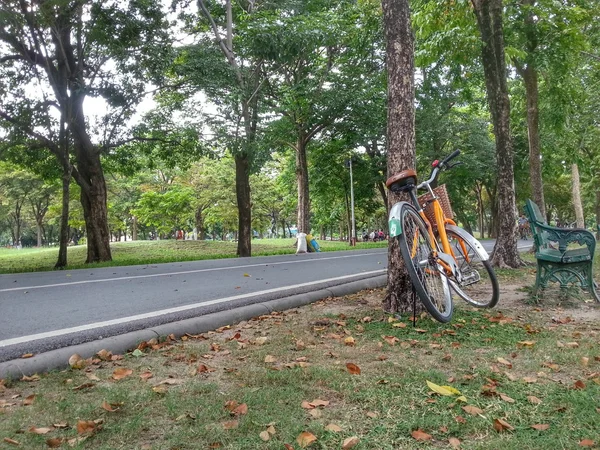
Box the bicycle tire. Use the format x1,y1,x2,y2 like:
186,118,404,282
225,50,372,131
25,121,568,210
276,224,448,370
445,228,499,308
396,203,453,323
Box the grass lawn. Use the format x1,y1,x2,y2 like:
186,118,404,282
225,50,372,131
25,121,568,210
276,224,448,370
0,239,387,274
1,266,599,449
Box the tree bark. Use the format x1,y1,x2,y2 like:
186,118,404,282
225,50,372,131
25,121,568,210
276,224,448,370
296,133,310,234
382,0,418,313
235,154,252,257
514,0,546,218
55,166,71,269
571,163,585,228
521,65,546,217
471,0,522,268
132,216,138,241
195,207,206,240
595,189,600,239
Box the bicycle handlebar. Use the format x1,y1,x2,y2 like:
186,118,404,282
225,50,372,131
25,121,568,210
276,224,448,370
417,150,462,190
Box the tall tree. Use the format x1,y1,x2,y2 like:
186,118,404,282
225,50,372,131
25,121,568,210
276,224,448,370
471,0,522,267
193,0,263,257
0,0,172,263
381,0,416,313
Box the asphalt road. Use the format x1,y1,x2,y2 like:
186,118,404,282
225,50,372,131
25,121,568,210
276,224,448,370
0,239,530,362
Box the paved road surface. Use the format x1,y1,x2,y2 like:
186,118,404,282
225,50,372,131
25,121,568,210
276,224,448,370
0,239,530,362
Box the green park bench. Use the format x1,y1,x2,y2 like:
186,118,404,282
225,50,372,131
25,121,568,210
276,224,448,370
524,199,600,302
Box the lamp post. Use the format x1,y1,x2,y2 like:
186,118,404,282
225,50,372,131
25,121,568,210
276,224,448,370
346,157,356,246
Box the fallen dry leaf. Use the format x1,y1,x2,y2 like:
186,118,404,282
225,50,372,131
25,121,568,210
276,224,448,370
392,322,407,328
3,437,20,446
366,411,378,419
259,430,270,441
411,429,432,441
68,354,87,370
76,420,98,435
499,393,515,403
254,337,268,345
522,377,537,383
29,426,54,434
53,423,68,429
581,357,589,367
342,436,360,449
197,364,214,374
449,437,461,448
266,425,276,435
21,353,34,358
46,437,64,448
264,355,277,363
112,368,133,380
85,373,101,382
222,420,238,430
493,418,514,432
346,363,361,375
101,401,120,412
517,341,536,348
72,382,95,391
139,371,153,380
325,423,342,432
531,424,549,431
21,374,40,382
383,336,399,346
23,394,35,406
96,349,112,361
573,380,586,390
462,405,483,416
296,431,317,448
232,403,248,416
497,357,513,369
309,399,329,408
527,395,542,404
344,336,356,346
579,440,595,447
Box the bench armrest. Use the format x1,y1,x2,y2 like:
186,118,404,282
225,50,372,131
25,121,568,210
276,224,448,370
534,222,596,254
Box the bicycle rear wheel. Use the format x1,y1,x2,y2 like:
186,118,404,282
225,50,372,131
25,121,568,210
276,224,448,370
446,229,499,308
397,203,453,323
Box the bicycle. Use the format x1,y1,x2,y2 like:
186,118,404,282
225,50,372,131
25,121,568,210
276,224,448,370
386,150,499,323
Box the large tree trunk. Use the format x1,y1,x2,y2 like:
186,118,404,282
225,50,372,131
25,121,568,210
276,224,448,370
76,151,112,263
472,0,522,268
522,65,546,217
515,0,546,218
595,189,600,239
571,163,585,228
132,216,138,241
195,207,206,240
296,134,310,234
382,0,418,313
235,154,252,257
55,166,71,269
36,218,43,247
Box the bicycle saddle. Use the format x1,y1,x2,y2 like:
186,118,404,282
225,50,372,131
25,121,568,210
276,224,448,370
385,169,417,191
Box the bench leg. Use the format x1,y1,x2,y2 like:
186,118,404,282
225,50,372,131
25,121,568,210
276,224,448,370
587,266,600,303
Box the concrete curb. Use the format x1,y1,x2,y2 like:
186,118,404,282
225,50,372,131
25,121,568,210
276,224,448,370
0,274,387,379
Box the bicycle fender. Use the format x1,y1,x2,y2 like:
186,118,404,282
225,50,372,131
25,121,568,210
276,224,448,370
388,201,411,238
445,224,490,261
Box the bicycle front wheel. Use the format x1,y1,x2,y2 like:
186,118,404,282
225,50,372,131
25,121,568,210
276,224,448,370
397,203,453,323
446,228,499,308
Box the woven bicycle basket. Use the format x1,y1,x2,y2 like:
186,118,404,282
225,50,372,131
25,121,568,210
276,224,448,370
417,184,454,225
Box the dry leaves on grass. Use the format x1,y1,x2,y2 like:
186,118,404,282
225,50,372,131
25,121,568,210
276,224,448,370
46,437,64,448
23,394,35,406
497,357,513,369
462,405,483,416
527,395,542,404
112,368,133,380
342,436,360,449
77,419,102,435
531,424,550,431
449,437,461,448
222,420,238,430
297,431,317,448
101,401,121,412
493,418,514,432
411,429,432,441
29,426,54,434
325,423,342,432
346,363,361,375
579,440,595,447
3,438,20,446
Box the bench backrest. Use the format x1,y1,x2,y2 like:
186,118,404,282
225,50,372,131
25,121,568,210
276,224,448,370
524,199,546,250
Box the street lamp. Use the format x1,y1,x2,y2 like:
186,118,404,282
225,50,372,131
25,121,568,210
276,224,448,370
345,157,356,246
